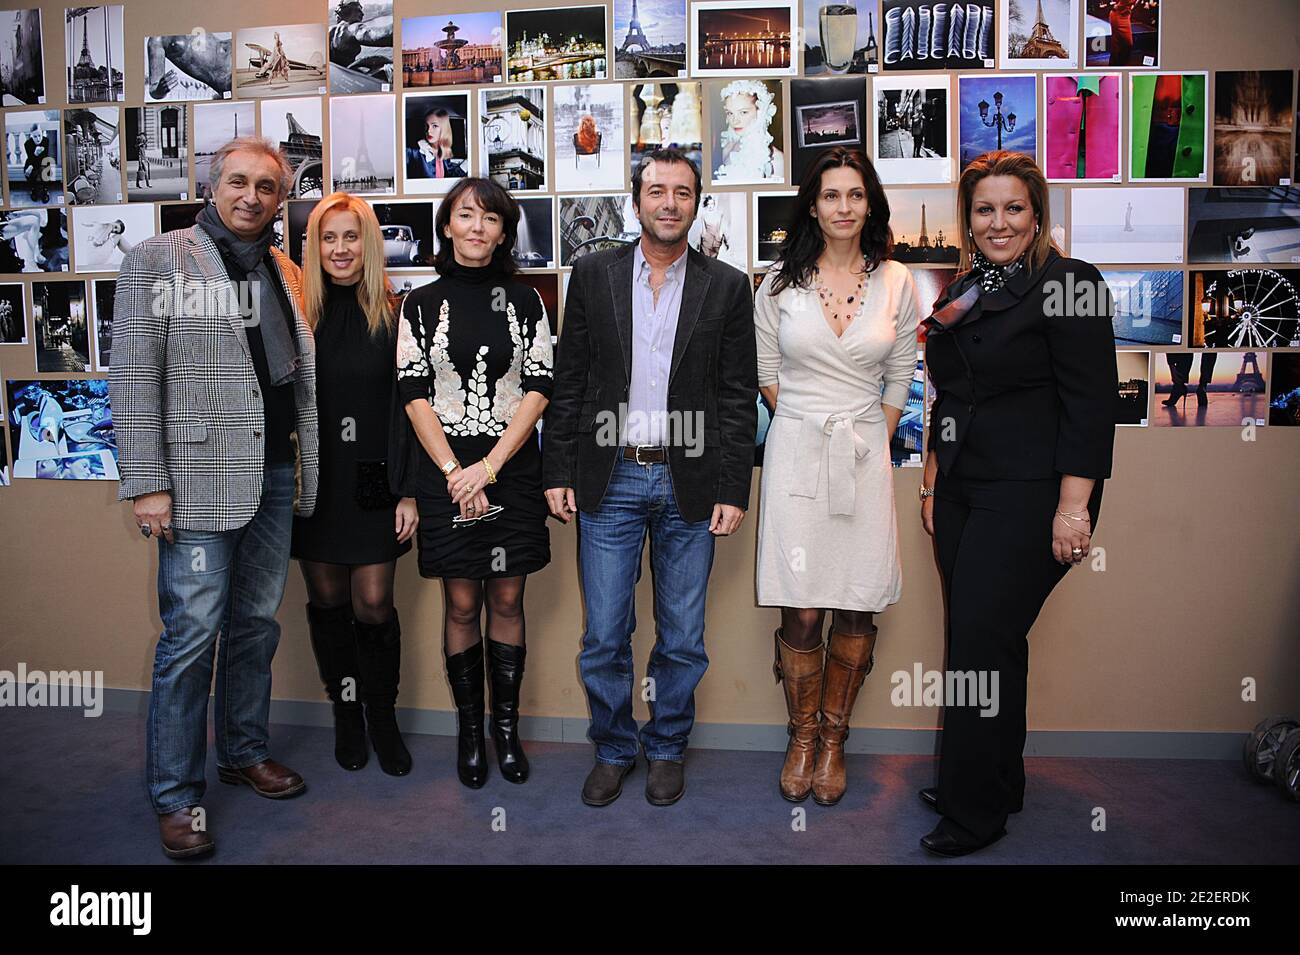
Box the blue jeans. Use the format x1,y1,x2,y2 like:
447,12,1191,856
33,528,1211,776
577,457,716,765
146,463,295,814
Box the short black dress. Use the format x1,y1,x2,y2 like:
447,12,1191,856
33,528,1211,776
291,279,412,565
396,259,553,579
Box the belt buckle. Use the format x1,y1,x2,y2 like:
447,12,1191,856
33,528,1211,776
634,445,654,466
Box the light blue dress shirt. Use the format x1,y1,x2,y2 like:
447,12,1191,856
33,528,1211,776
624,243,688,447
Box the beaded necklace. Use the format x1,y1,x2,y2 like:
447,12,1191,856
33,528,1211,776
813,255,869,333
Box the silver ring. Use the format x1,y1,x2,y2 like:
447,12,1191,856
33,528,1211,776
139,524,152,538
1072,547,1083,557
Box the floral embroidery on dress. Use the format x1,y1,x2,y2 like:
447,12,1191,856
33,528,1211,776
396,299,429,379
430,299,468,425
524,304,554,381
454,345,494,436
492,302,526,425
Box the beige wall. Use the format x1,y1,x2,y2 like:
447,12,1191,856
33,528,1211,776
1,0,1297,737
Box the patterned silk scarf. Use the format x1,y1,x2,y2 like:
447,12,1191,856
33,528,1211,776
926,251,1027,332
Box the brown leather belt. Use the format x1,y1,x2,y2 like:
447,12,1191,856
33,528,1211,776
621,445,666,464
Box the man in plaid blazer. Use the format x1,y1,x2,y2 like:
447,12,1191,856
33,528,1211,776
110,136,319,860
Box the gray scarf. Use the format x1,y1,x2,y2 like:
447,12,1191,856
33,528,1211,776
196,203,301,386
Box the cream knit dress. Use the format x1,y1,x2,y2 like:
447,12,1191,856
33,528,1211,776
754,259,920,611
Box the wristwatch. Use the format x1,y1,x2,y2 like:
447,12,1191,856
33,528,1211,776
440,458,460,477
919,485,935,502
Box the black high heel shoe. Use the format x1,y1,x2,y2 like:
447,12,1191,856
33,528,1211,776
1162,384,1188,408
355,612,412,777
445,642,488,788
487,639,530,783
1196,384,1208,407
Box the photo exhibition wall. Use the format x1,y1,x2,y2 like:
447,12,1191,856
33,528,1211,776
0,0,1296,737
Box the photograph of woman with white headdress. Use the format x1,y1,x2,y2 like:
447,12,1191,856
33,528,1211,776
710,78,784,185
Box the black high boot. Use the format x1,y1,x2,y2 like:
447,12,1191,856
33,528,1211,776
487,639,529,783
354,611,412,777
445,642,488,788
305,603,367,771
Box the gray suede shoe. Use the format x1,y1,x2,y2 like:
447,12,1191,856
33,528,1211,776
646,759,685,806
582,760,636,807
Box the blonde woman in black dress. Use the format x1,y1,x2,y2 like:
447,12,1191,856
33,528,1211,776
292,193,419,777
397,177,553,788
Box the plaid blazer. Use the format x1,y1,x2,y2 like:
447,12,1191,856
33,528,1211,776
108,223,319,531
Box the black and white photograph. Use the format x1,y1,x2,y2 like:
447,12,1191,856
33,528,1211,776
614,0,687,79
1187,187,1300,265
690,1,796,78
71,203,154,273
260,97,324,200
91,277,114,369
1188,268,1299,350
790,76,866,184
871,74,951,184
143,31,233,102
32,279,89,373
688,191,747,272
286,198,323,266
1268,353,1300,426
1104,269,1184,345
480,87,548,192
1070,185,1184,264
158,200,202,234
1115,349,1150,426
65,5,125,103
630,82,704,180
1151,351,1267,427
4,109,63,207
709,78,784,185
367,198,436,270
62,106,121,205
234,23,328,99
402,91,470,195
1084,0,1159,68
554,84,626,193
0,425,8,486
881,0,996,71
125,105,189,202
329,0,394,93
401,12,503,87
889,187,960,264
802,0,880,75
514,195,555,268
559,193,640,265
0,283,26,343
0,8,46,105
0,208,69,274
752,189,799,267
1000,0,1076,68
4,377,118,480
330,93,396,196
194,101,256,199
505,6,609,83
1212,70,1295,188
390,272,438,300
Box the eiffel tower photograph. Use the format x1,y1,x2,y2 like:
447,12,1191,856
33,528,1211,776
1003,0,1074,66
65,6,125,104
614,0,687,78
330,95,397,195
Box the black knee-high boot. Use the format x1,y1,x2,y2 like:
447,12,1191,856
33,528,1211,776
306,603,367,771
445,642,488,788
354,611,412,777
487,640,529,783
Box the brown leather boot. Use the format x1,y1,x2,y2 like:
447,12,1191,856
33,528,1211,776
812,626,877,806
158,808,214,859
773,628,823,802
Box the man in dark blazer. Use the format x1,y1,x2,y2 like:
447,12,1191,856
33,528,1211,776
544,148,757,807
110,136,319,859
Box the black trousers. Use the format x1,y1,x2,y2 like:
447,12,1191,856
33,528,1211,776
931,471,1100,842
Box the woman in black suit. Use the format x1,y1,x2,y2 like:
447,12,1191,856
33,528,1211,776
918,151,1117,856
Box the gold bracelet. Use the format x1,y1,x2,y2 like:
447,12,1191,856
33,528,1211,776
481,457,497,484
440,457,460,477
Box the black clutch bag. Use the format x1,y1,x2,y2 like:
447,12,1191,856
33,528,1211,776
355,459,400,510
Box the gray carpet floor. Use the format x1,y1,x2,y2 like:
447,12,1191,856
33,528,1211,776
2,708,1295,864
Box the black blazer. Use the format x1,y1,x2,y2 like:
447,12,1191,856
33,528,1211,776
925,252,1118,481
543,242,758,524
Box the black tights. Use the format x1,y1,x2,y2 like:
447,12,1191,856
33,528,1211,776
780,608,875,651
442,576,527,655
301,560,397,624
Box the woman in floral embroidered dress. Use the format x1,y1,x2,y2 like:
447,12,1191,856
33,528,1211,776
396,176,553,788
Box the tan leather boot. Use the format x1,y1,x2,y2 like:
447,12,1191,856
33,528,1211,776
773,628,823,802
812,626,877,806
